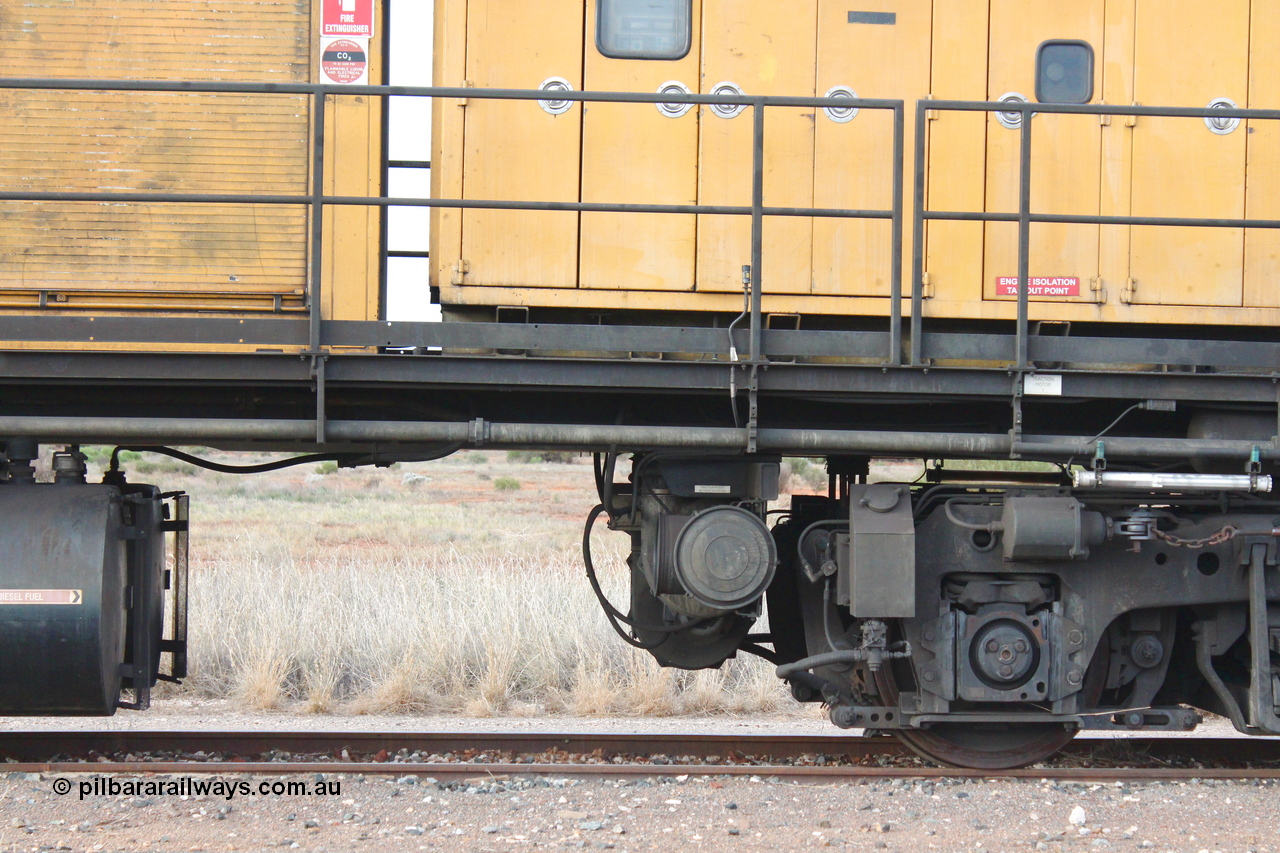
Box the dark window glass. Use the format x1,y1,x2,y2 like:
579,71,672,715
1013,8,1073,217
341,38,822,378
597,0,692,60
1036,41,1094,104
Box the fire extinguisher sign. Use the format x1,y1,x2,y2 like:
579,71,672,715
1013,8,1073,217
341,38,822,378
322,0,374,38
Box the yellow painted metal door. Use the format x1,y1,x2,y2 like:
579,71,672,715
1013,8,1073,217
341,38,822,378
579,1,701,292
460,0,583,288
812,1,931,298
1244,5,1280,308
982,1,1105,307
924,0,991,309
1127,0,1249,307
696,1,817,295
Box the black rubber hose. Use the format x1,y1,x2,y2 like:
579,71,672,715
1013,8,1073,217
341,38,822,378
111,446,354,475
109,443,461,476
582,504,707,649
775,650,867,679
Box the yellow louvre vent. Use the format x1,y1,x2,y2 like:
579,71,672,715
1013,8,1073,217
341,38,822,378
0,0,312,311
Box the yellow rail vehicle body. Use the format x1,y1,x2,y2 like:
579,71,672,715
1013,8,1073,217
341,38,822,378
0,0,383,353
433,0,1280,329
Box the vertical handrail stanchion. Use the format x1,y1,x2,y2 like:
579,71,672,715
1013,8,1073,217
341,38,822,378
888,102,905,365
1015,102,1033,369
745,97,766,454
749,97,765,364
909,100,928,366
309,88,327,354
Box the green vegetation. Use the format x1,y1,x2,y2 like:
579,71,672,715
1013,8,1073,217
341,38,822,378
494,476,522,491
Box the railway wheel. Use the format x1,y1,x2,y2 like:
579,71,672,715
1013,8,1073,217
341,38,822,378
872,628,1109,770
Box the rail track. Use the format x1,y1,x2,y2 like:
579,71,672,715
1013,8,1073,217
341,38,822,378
2,731,1280,782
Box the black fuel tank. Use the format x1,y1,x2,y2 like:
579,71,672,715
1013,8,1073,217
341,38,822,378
0,485,128,715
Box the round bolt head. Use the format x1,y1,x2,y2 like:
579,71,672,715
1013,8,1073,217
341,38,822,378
986,639,1000,653
1067,670,1083,685
1067,630,1084,645
922,670,937,683
923,631,936,643
1014,639,1028,653
999,665,1014,678
1126,712,1144,728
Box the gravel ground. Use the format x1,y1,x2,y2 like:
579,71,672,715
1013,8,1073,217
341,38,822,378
0,770,1276,852
0,701,1270,852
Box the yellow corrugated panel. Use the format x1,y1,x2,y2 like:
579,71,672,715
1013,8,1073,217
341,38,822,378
0,0,311,309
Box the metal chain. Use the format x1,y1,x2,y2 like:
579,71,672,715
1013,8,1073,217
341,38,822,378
1153,525,1239,549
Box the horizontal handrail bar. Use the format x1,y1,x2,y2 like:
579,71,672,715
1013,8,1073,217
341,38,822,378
923,210,1280,229
0,77,901,110
0,190,892,220
927,99,1280,120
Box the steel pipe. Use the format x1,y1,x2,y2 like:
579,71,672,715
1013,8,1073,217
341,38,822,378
0,416,1277,462
1073,470,1273,493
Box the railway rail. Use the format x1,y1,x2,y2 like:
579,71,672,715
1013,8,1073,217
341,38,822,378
3,731,1280,783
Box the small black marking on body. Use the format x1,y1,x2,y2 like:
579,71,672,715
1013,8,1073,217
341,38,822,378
847,11,896,24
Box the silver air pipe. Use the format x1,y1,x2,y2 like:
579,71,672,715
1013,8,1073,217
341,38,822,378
1073,470,1273,493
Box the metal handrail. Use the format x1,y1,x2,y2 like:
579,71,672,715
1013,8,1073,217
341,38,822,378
910,99,1280,369
0,78,905,364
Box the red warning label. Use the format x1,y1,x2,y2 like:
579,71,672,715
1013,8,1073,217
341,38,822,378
321,39,368,85
0,589,83,605
322,0,373,38
996,276,1081,297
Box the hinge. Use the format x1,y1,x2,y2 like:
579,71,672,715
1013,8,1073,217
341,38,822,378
457,80,473,108
1120,278,1137,304
924,93,939,121
1089,275,1107,303
452,259,470,285
921,271,935,299
1125,103,1139,128
1098,100,1111,127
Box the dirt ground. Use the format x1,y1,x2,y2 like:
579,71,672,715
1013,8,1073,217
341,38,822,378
1,765,1276,853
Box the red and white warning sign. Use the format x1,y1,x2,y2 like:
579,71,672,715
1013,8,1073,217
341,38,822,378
0,589,83,605
321,38,369,85
322,0,374,38
996,276,1081,297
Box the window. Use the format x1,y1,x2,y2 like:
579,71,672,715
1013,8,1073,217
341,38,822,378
1035,40,1094,104
597,0,692,60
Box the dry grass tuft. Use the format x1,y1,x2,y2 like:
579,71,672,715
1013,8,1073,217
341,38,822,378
101,449,794,716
